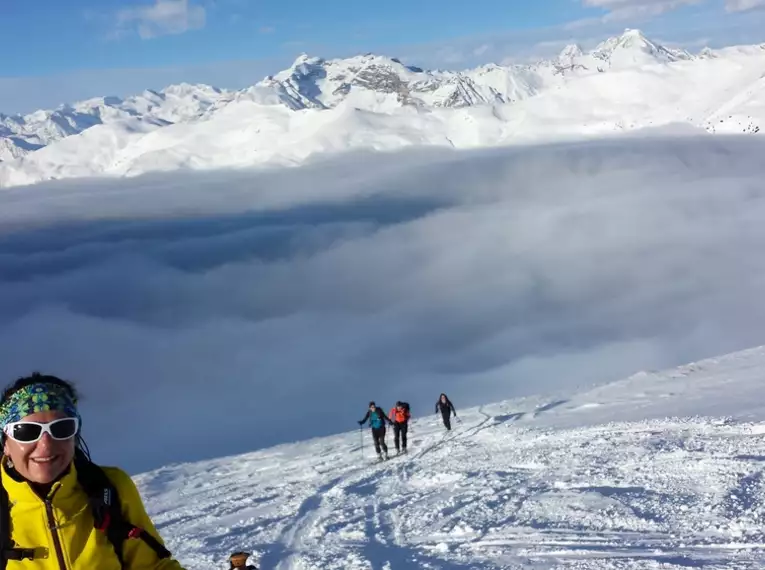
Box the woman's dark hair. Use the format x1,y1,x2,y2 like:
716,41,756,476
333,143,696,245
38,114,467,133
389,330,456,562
1,372,90,459
229,551,251,569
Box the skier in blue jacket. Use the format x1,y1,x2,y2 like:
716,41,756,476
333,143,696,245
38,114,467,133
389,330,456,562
358,401,394,460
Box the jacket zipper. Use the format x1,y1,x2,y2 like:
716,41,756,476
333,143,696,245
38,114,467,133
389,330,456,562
44,494,68,570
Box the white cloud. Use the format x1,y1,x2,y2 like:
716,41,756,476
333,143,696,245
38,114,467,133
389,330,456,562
1,136,765,473
726,0,765,11
582,0,704,20
499,39,580,65
396,29,596,69
563,16,607,30
117,0,206,39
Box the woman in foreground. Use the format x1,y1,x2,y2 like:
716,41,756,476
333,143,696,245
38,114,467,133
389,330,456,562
0,372,186,570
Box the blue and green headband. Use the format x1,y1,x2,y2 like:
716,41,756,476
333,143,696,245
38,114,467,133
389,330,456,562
0,383,80,430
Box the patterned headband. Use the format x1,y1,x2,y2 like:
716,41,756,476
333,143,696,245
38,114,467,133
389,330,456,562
0,383,80,429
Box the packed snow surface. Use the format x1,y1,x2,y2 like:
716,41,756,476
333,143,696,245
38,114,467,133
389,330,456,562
139,345,765,569
2,30,765,187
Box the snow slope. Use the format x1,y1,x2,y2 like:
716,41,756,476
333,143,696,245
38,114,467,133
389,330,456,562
2,30,765,188
140,345,765,569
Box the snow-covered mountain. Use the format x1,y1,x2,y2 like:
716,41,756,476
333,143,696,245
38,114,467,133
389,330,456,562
590,28,694,68
0,84,225,162
258,52,511,110
139,344,765,569
2,29,765,188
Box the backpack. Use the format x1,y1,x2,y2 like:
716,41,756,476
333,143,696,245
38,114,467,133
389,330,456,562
0,449,171,569
369,408,385,429
393,402,411,423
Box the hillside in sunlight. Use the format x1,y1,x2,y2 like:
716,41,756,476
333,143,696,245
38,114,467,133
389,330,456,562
138,345,765,569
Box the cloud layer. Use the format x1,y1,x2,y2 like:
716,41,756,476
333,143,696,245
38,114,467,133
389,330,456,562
1,137,765,473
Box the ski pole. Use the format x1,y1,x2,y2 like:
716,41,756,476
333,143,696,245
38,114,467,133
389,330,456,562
359,425,364,460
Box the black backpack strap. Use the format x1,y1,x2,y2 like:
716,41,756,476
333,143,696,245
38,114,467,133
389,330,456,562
0,471,44,569
74,453,171,566
0,480,9,570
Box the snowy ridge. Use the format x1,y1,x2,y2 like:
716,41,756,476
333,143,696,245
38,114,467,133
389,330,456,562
3,29,765,188
141,345,765,569
0,84,224,162
260,53,508,110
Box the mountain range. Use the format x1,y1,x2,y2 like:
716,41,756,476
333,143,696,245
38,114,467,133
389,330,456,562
2,29,764,188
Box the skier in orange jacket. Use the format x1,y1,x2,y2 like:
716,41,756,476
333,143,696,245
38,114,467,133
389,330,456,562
388,401,411,454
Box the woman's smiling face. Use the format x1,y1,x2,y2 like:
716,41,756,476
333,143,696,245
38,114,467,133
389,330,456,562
3,409,76,484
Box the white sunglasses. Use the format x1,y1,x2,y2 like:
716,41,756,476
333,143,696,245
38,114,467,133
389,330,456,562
3,417,80,444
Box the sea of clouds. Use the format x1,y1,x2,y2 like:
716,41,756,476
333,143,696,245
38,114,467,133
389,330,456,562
1,135,764,473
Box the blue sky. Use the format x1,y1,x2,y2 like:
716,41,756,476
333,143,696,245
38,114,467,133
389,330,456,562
1,0,765,114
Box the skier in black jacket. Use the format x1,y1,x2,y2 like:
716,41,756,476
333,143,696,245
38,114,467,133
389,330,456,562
435,393,457,430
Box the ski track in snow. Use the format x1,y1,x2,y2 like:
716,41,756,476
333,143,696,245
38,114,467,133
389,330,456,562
135,347,765,569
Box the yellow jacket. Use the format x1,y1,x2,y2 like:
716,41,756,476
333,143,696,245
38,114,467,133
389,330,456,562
1,458,186,570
